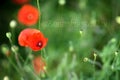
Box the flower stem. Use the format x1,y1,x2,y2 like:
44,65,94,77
6,32,23,72
24,49,32,66
93,53,97,80
36,0,41,30
116,71,119,80
8,57,20,74
11,46,24,75
41,48,47,59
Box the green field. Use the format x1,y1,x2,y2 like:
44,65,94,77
0,0,120,80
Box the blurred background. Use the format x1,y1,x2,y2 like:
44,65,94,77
0,0,120,80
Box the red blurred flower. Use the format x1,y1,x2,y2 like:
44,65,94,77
18,4,39,26
12,0,30,5
18,28,48,51
32,56,46,74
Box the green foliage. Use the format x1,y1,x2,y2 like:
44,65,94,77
0,0,120,80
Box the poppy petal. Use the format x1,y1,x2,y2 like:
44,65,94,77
18,28,48,51
32,56,46,74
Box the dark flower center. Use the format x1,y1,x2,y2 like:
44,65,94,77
36,41,43,48
27,13,33,20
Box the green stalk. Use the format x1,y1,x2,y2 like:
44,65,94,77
36,0,41,30
6,32,23,74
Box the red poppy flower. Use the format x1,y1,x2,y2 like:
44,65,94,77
18,4,39,26
12,0,30,5
18,28,48,51
32,56,46,74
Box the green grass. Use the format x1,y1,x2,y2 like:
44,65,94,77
0,0,120,80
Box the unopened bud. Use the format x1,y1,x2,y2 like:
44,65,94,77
83,57,89,62
6,32,12,39
3,76,9,80
9,20,17,28
58,0,66,6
